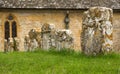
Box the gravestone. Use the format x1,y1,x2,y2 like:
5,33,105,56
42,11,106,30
81,7,113,55
41,23,74,50
55,30,73,50
41,23,55,50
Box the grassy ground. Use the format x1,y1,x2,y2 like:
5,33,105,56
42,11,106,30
0,49,120,74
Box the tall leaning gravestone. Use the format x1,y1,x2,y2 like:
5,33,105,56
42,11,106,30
81,7,113,55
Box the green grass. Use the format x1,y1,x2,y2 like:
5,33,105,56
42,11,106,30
0,49,120,74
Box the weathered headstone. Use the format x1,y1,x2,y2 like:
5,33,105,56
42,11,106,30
81,7,113,55
41,23,74,50
24,23,74,51
24,35,30,51
55,29,73,50
13,37,20,51
41,23,55,50
4,39,8,52
8,38,14,52
24,28,41,51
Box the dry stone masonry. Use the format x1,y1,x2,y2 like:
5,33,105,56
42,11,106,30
81,7,113,55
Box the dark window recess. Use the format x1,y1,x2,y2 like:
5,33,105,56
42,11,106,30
4,21,10,40
12,21,17,37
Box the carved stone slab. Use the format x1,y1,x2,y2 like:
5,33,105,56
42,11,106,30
81,7,113,55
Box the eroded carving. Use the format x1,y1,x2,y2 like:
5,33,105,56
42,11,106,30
82,7,113,55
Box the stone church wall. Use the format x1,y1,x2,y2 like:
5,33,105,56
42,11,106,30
0,9,119,52
113,11,120,52
0,10,83,51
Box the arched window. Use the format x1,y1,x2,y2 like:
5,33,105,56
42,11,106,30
12,21,17,37
4,21,10,40
4,14,17,40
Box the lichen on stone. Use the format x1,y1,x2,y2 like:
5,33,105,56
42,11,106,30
81,7,113,55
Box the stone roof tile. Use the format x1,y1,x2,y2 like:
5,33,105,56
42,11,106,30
0,0,120,9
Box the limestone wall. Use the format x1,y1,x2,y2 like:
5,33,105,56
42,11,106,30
0,10,83,51
0,9,119,52
0,12,4,51
113,11,120,52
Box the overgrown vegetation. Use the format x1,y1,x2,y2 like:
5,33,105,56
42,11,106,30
0,49,120,74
